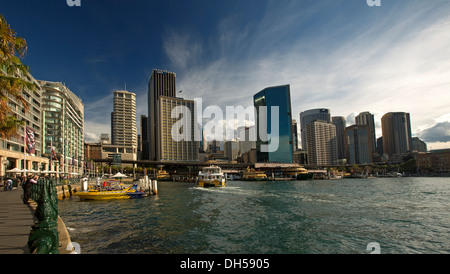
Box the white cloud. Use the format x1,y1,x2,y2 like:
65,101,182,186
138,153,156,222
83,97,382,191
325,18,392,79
163,0,450,147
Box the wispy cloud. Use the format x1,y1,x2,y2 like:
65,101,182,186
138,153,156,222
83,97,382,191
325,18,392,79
162,0,450,148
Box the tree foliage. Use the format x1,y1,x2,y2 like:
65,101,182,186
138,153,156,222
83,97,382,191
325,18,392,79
0,13,37,139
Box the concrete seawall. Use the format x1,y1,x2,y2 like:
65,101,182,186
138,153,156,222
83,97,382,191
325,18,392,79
55,184,79,254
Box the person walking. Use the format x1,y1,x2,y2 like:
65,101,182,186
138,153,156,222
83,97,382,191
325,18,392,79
6,178,13,191
23,175,38,204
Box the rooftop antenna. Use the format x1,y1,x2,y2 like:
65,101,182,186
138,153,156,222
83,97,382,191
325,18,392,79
124,82,127,91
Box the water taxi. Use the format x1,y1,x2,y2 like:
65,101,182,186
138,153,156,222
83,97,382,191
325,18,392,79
74,184,145,200
196,166,225,187
241,167,268,181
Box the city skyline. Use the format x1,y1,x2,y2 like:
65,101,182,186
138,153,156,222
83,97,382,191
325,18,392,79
2,0,450,150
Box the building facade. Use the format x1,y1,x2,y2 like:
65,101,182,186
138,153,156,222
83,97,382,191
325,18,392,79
345,125,372,165
355,111,377,160
416,151,450,174
39,80,84,175
381,112,412,157
412,137,427,153
332,116,346,161
300,108,331,151
306,120,337,166
139,115,149,160
224,140,239,161
1,72,49,176
155,96,198,162
148,69,177,161
254,85,293,163
112,90,137,147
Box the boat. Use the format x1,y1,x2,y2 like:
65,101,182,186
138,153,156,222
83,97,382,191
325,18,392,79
157,170,171,181
74,184,145,200
241,167,269,181
196,166,225,187
282,166,314,180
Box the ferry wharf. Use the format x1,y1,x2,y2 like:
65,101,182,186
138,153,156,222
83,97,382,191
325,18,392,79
0,187,73,254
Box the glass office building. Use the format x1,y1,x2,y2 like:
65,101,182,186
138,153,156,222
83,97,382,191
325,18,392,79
253,85,293,163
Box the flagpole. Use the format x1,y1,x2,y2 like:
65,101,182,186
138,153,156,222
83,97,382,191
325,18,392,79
24,126,27,176
50,139,53,172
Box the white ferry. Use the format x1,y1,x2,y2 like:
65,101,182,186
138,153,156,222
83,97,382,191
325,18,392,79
196,166,225,187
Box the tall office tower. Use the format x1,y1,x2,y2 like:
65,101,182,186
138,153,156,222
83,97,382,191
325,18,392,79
355,111,377,158
39,80,85,174
111,90,137,148
345,125,371,165
253,85,293,163
306,120,337,166
237,126,256,155
1,72,49,176
148,69,176,160
381,112,412,157
292,120,299,151
156,96,198,162
332,116,346,161
140,115,149,160
224,140,239,161
300,108,331,151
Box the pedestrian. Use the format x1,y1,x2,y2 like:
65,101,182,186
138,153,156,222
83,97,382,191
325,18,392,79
22,175,38,204
6,177,13,191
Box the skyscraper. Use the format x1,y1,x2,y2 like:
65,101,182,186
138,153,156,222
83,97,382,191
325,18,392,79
148,69,176,160
306,120,337,166
332,116,346,161
111,90,137,149
253,85,293,163
292,119,298,151
156,96,198,162
140,115,149,160
381,112,412,157
345,125,371,165
300,108,331,151
355,111,376,159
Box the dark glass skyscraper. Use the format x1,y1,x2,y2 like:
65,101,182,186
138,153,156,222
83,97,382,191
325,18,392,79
253,85,293,163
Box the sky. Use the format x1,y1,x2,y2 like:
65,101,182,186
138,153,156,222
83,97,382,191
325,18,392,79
2,0,450,150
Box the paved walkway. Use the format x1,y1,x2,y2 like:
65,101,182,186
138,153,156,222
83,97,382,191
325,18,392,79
0,188,36,254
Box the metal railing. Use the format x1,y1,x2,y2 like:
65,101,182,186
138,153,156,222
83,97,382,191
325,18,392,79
28,178,60,254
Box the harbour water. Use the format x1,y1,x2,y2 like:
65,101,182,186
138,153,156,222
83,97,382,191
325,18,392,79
58,177,450,254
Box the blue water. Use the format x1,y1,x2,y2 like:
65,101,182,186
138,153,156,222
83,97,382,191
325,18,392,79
58,177,450,254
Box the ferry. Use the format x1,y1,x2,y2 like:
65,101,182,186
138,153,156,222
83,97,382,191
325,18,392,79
241,167,268,181
283,166,313,180
74,184,145,200
157,170,171,181
196,166,225,187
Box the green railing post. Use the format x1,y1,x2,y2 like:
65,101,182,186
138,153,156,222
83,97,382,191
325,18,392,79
27,178,60,254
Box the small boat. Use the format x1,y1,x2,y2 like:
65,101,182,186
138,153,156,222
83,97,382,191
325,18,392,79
157,170,171,181
241,167,268,181
196,166,225,187
74,184,145,200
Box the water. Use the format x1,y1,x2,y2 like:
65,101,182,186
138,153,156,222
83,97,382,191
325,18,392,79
58,177,450,254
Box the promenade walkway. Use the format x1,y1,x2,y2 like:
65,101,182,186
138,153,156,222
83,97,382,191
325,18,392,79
0,187,73,254
0,188,35,254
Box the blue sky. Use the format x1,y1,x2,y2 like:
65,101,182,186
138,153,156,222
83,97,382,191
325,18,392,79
2,0,450,150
